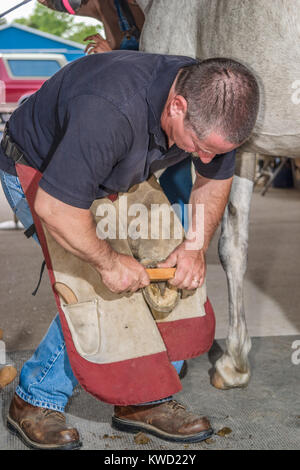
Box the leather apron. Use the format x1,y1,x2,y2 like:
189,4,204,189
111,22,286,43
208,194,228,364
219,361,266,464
16,163,215,405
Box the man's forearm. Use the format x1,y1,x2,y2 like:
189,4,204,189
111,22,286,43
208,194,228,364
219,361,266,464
186,173,233,252
34,187,114,272
43,215,114,271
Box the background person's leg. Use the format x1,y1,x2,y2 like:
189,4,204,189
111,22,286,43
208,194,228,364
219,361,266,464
172,360,184,375
159,156,193,229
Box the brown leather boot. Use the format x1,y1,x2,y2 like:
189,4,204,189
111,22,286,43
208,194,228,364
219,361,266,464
112,400,213,443
7,394,82,450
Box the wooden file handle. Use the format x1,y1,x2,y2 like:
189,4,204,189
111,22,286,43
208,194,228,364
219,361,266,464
54,282,78,305
145,268,176,281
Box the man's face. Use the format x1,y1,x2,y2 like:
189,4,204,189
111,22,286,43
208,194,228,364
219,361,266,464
169,119,237,164
161,93,237,163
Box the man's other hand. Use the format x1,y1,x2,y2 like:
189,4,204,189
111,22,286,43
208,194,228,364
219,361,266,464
99,252,150,294
157,242,206,290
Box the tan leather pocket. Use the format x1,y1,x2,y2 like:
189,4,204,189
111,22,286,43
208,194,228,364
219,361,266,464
62,299,100,357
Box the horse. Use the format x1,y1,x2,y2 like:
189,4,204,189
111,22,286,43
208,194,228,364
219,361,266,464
38,0,300,389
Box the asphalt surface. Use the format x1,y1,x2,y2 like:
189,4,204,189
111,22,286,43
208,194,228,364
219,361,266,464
0,173,300,451
1,336,299,450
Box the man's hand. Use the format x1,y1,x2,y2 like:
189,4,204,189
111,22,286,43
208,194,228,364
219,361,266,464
84,34,112,54
98,252,150,294
157,242,206,290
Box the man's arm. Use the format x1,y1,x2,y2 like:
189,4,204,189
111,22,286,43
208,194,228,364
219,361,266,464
158,172,233,289
187,171,233,252
34,187,150,293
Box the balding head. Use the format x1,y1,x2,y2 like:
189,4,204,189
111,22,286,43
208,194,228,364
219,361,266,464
175,58,260,145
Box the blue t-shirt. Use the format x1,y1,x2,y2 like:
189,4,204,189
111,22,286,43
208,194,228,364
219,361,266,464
0,51,235,209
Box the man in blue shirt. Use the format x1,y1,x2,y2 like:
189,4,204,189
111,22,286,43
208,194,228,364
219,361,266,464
0,51,259,449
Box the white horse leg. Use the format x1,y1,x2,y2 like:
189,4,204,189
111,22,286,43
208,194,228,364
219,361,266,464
211,151,256,389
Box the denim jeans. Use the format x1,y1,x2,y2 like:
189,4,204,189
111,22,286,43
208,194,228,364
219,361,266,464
0,169,185,411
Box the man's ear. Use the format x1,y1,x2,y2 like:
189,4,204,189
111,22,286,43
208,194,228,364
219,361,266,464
169,95,188,118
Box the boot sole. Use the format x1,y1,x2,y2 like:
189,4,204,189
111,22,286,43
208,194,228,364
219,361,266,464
112,416,213,443
7,416,82,450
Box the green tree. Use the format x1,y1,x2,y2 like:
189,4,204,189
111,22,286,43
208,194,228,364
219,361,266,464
15,3,102,44
67,23,100,44
15,3,74,37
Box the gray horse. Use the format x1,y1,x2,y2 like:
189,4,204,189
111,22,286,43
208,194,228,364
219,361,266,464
39,0,300,389
138,0,300,389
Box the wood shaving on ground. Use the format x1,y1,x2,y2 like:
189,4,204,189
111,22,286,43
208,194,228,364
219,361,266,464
205,438,216,444
216,427,232,437
134,432,150,444
0,366,17,389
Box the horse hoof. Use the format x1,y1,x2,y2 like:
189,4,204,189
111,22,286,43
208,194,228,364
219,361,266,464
0,366,17,389
210,364,250,390
210,353,251,390
210,365,250,390
210,369,230,390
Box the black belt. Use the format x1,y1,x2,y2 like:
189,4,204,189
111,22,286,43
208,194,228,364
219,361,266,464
1,124,30,167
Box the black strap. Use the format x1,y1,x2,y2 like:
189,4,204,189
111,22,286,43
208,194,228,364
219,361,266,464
117,0,140,39
32,260,46,297
1,124,30,167
24,223,36,239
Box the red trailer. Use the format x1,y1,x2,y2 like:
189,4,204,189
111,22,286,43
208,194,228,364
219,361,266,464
0,52,67,127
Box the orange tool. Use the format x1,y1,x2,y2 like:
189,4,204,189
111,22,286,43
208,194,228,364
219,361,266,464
145,268,176,281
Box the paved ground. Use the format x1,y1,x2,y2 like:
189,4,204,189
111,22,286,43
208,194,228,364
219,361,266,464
0,180,299,450
1,336,299,450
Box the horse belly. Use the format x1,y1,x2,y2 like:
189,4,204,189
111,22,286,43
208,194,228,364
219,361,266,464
140,0,300,156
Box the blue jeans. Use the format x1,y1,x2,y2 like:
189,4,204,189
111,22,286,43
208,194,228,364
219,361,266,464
0,169,185,411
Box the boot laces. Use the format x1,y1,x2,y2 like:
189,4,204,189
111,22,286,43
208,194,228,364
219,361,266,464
167,400,186,411
41,408,65,421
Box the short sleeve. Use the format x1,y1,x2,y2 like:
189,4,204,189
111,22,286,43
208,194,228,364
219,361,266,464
192,149,236,180
39,95,133,208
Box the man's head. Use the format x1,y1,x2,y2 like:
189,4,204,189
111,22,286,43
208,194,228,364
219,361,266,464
161,57,259,163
